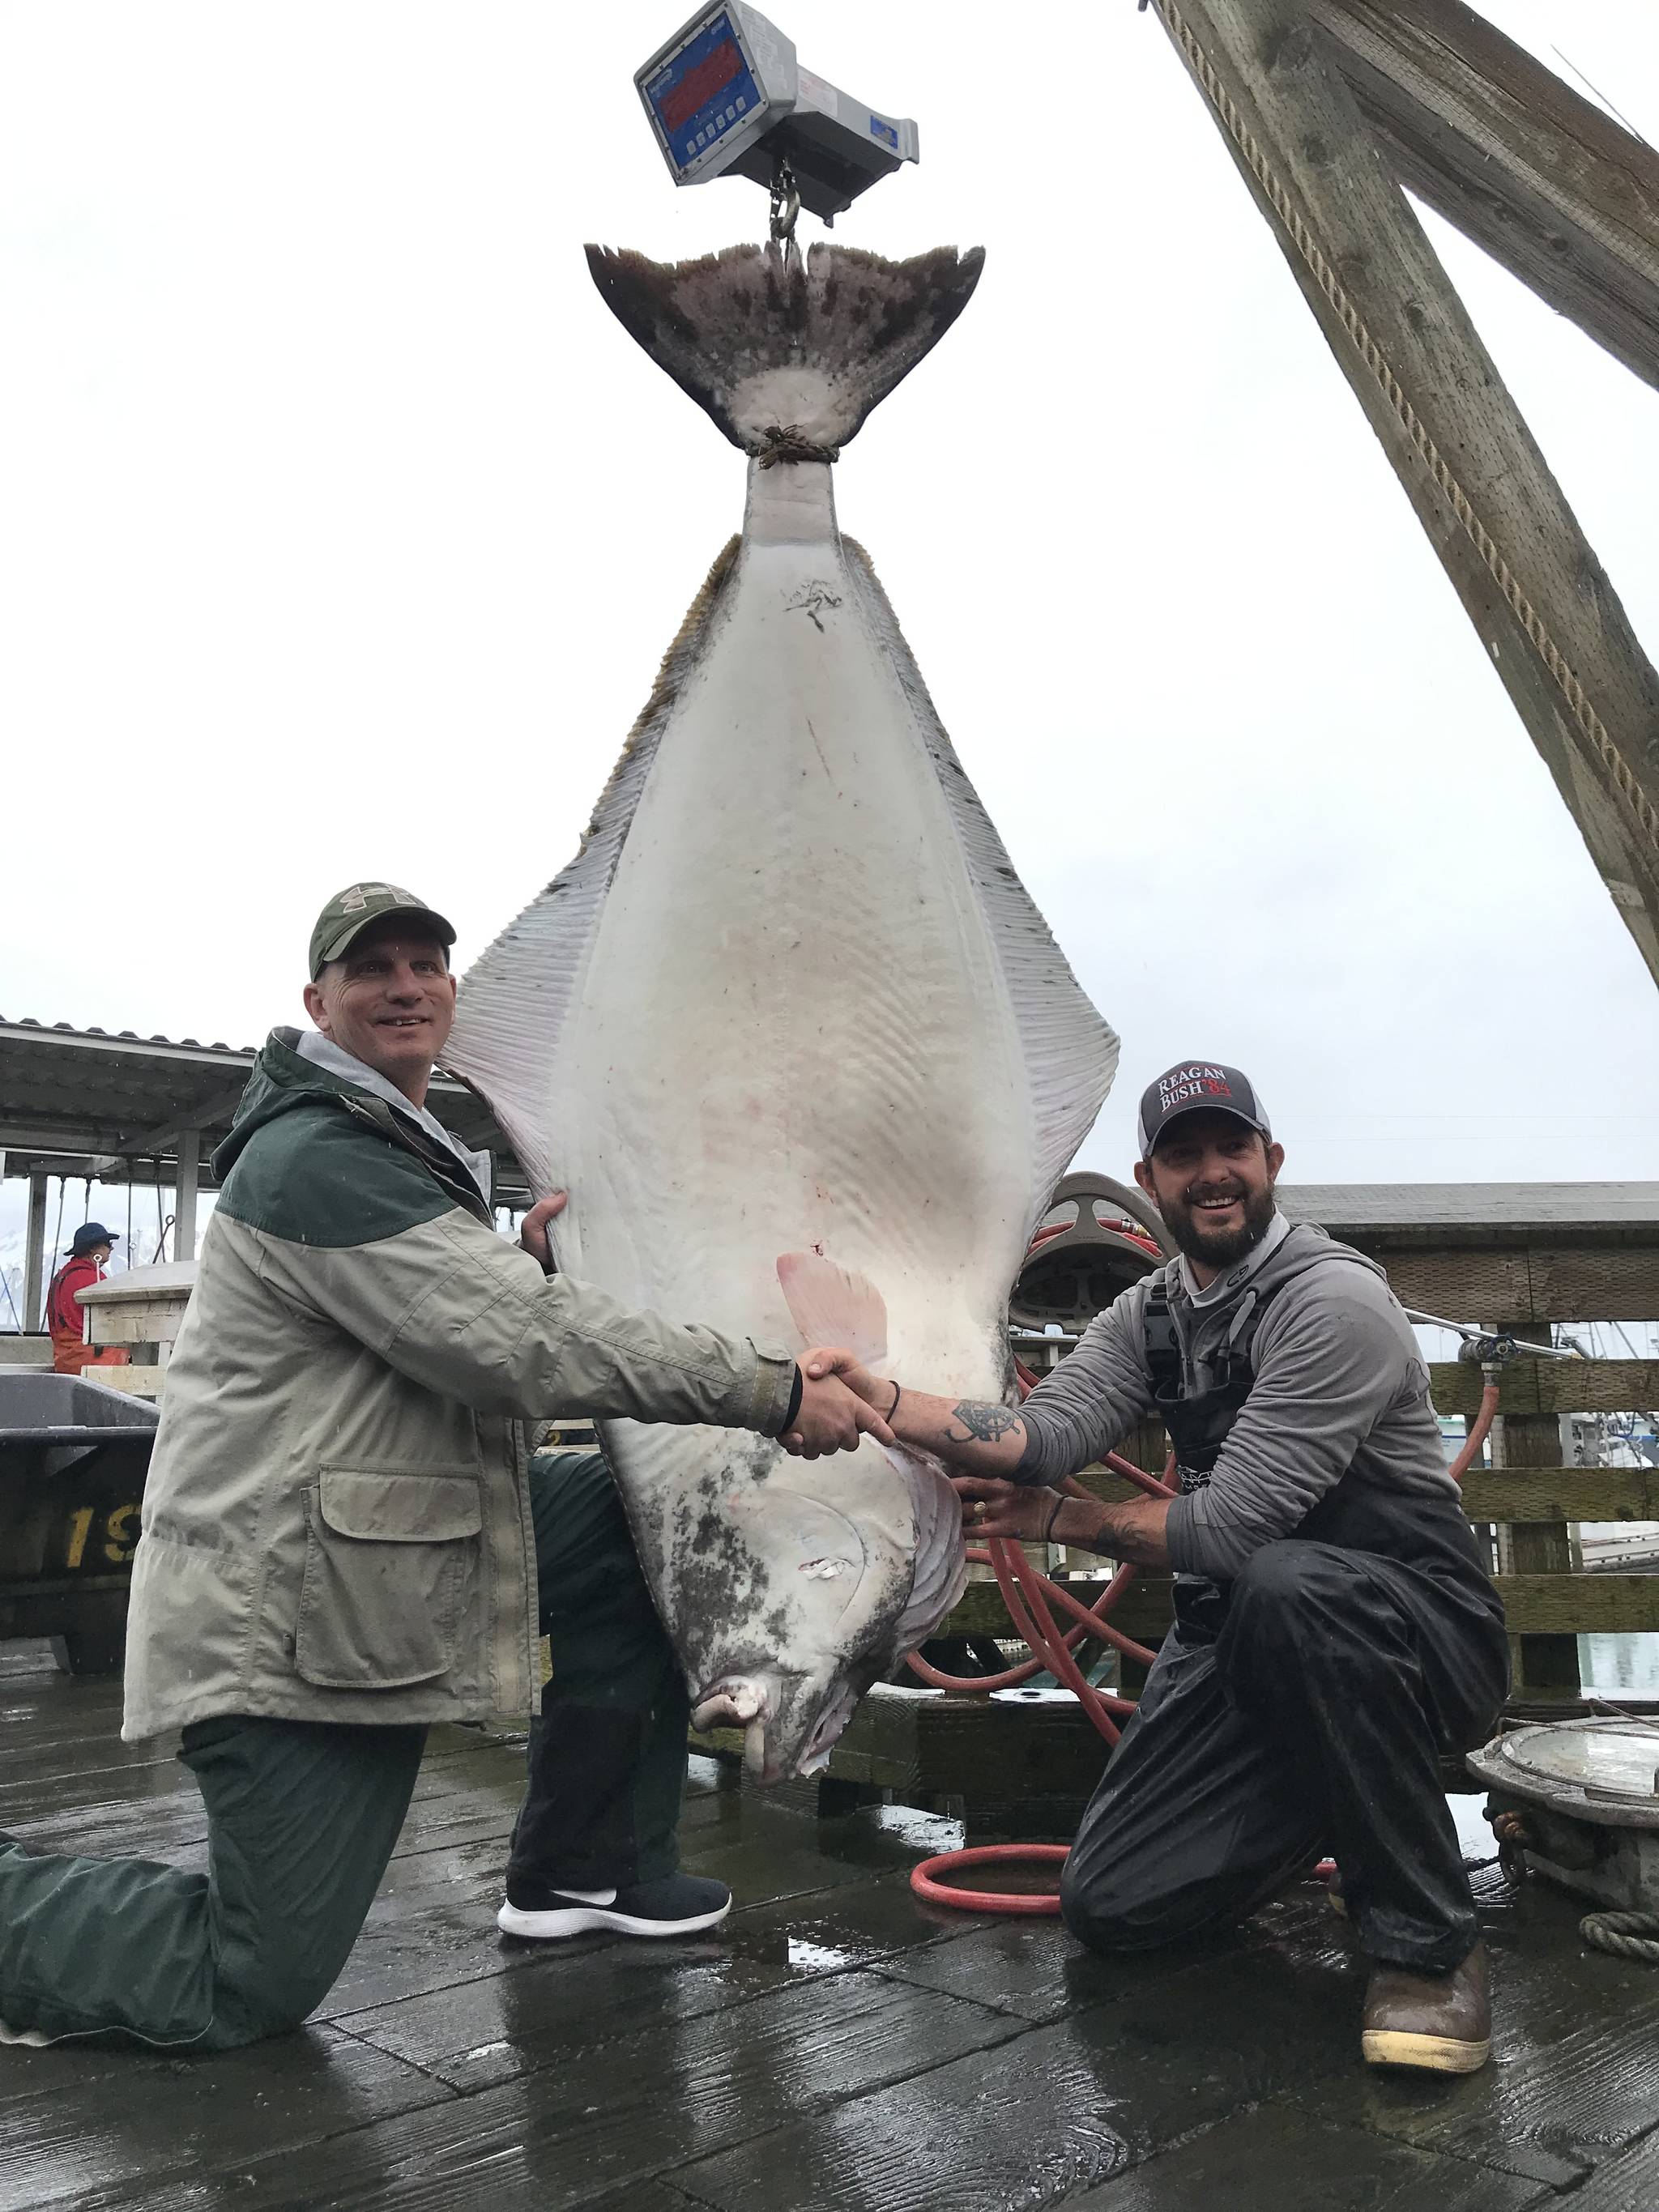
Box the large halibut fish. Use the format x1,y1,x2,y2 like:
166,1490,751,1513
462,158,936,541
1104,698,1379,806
446,240,1118,1780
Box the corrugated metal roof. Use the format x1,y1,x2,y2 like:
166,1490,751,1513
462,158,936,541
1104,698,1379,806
1,1016,258,1054
0,1016,523,1200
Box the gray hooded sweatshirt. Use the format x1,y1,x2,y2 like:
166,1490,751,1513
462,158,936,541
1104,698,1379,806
1014,1216,1456,1583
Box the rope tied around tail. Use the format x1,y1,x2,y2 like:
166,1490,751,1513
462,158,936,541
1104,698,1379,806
753,425,841,468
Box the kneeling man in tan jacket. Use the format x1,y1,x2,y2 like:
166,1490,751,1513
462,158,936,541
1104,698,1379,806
0,883,886,2052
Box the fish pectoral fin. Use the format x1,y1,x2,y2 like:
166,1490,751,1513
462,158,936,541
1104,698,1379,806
891,1449,970,1655
777,1251,889,1367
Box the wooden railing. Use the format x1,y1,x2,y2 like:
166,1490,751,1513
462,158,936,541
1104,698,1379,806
940,1462,1659,1647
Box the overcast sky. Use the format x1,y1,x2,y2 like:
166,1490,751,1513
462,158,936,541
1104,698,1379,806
3,0,1657,1284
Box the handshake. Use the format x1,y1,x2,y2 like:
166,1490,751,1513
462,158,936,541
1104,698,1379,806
783,1350,1103,1550
779,1349,1066,1545
518,1196,903,1464
783,1349,893,1459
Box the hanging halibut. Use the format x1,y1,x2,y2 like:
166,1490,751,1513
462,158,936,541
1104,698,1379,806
447,240,1118,1781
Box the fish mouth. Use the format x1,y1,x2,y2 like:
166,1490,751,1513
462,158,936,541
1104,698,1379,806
691,1670,864,1784
691,1674,778,1781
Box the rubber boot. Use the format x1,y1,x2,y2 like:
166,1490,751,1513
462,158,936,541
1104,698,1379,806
1362,1939,1491,2073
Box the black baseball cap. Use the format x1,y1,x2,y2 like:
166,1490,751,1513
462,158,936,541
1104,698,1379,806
66,1222,119,1257
1137,1062,1272,1159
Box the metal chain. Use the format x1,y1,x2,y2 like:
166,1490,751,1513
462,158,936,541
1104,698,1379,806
1149,0,1659,863
1488,1807,1530,1887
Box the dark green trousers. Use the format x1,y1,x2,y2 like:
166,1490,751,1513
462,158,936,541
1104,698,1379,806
0,1450,688,2048
508,1447,689,1893
0,1717,425,2049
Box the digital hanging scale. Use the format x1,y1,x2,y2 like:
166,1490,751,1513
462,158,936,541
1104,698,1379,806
636,6,919,223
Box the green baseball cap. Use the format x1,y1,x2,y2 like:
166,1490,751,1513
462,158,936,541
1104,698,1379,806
309,883,457,978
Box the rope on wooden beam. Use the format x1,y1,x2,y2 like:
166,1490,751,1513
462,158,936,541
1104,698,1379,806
1150,0,1659,863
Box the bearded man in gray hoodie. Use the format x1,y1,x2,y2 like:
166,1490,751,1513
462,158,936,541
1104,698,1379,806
812,1061,1508,2076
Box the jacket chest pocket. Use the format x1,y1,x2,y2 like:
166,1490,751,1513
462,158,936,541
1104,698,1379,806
295,1468,483,1690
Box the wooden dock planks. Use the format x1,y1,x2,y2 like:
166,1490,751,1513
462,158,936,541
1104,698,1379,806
2,1644,1658,2210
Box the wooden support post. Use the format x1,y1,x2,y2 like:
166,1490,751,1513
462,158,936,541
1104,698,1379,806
1495,1321,1580,1696
173,1131,200,1265
1143,0,1659,987
23,1173,49,1335
1307,0,1659,392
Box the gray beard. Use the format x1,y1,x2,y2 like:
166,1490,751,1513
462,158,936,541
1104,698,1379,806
1164,1183,1277,1272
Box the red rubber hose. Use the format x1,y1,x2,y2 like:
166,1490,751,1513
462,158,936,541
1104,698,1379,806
902,1379,1183,1913
1448,1382,1499,1482
912,1843,1068,1916
905,1357,1176,1728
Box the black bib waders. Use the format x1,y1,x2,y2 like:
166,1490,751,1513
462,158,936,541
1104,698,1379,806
1058,1276,1509,1976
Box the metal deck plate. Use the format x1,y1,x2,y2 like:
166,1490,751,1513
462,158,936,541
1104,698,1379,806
1488,1718,1659,1814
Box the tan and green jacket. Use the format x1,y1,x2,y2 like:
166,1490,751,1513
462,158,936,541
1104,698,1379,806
122,1029,797,1741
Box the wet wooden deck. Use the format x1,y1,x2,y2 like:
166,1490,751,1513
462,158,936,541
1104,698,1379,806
3,1645,1658,2212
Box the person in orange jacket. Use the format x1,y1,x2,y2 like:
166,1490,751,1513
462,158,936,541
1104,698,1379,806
45,1222,118,1373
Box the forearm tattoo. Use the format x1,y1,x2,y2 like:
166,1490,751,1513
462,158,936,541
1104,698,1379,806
1092,1502,1167,1567
948,1400,1024,1446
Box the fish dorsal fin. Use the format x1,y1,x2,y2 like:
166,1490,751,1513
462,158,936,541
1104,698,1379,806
777,1251,889,1367
841,537,1120,1235
443,537,741,1196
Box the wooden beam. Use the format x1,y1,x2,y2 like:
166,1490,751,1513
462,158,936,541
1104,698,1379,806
1026,1345,1659,1417
1499,1571,1659,1638
1429,1356,1659,1416
1363,1244,1659,1326
804,1686,1503,1824
1493,1321,1578,1694
944,1570,1659,1642
1073,1459,1659,1524
946,1577,1175,1643
1457,1465,1659,1524
1308,0,1659,391
1143,0,1659,987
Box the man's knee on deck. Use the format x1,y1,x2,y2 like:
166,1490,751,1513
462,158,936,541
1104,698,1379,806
1058,1818,1209,1955
209,1935,356,2048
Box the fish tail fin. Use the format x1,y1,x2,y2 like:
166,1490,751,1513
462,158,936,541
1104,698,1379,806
777,1251,889,1366
584,240,983,461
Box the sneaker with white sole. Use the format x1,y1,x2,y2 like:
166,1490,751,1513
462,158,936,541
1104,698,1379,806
497,1872,732,1941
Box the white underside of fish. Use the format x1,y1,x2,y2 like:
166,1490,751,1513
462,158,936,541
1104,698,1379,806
447,246,1117,1780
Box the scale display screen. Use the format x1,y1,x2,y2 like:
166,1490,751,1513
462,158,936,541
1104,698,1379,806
643,12,763,174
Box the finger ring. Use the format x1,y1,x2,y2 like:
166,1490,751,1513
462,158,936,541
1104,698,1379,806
974,1502,987,1519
